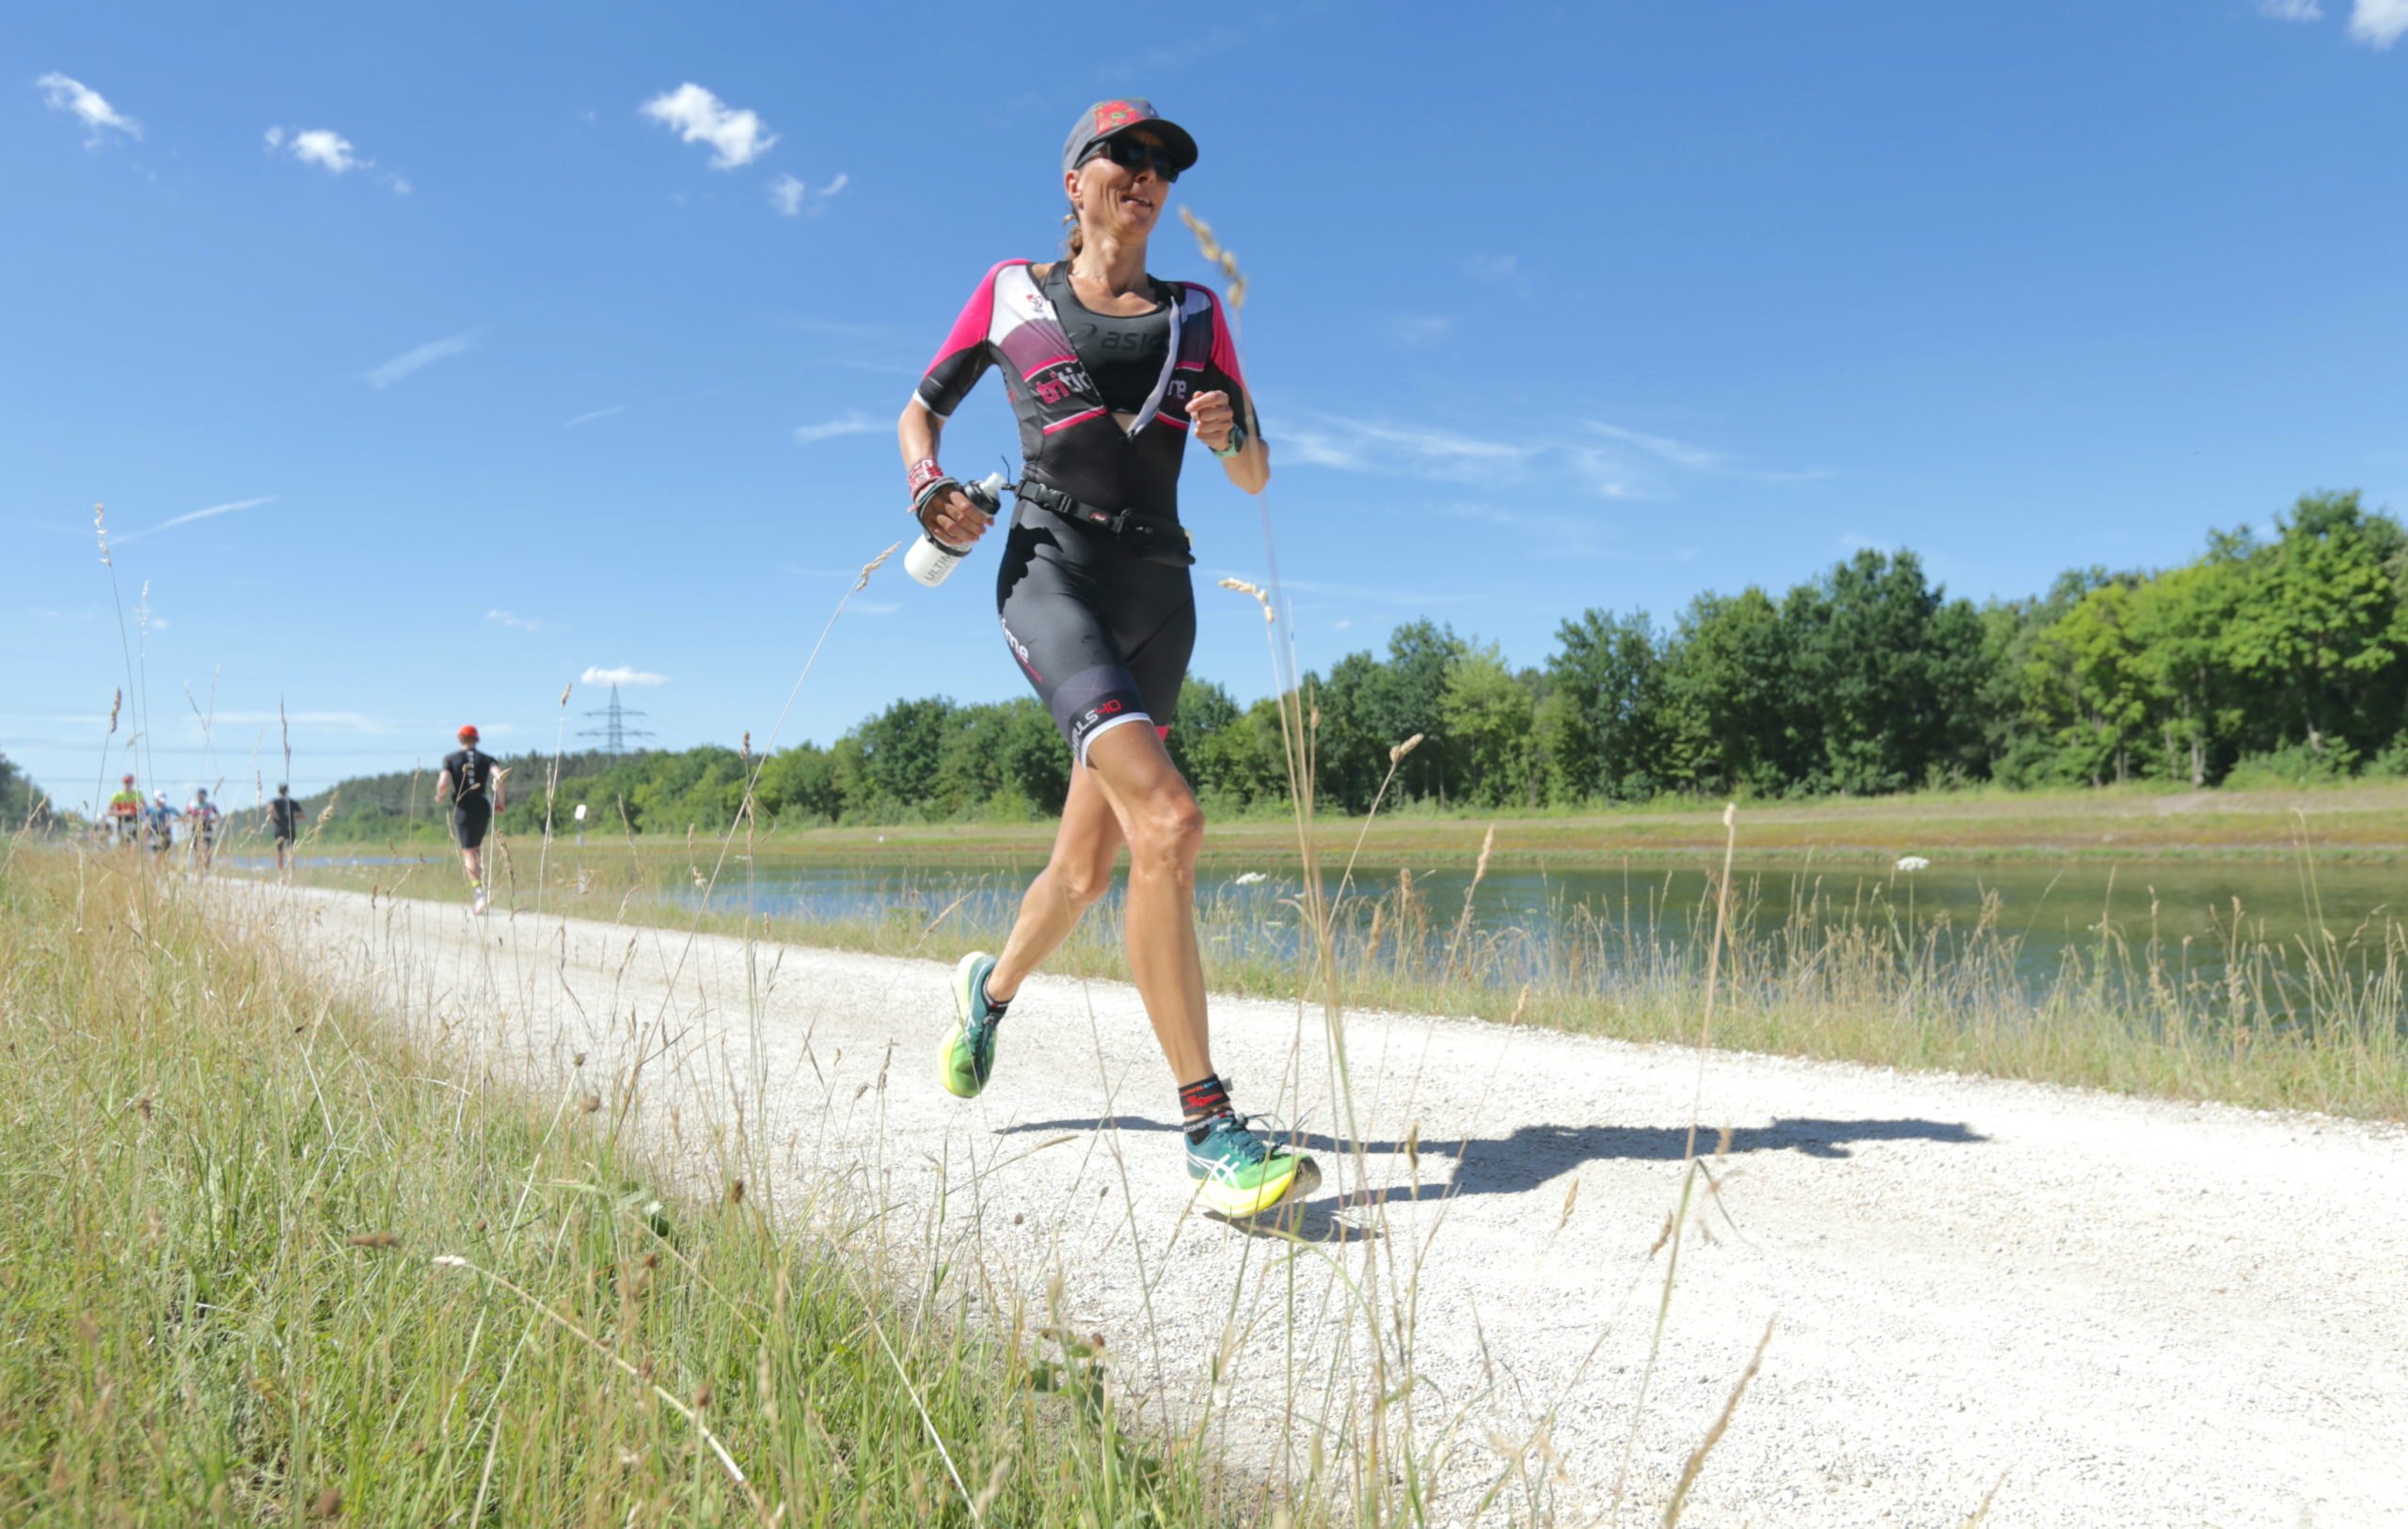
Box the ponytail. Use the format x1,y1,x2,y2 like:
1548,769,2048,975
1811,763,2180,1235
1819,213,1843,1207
1062,205,1085,258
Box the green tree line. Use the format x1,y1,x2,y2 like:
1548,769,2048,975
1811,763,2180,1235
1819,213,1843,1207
261,490,2408,841
0,752,48,828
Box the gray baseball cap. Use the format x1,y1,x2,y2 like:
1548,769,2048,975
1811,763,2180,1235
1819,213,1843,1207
1062,99,1197,177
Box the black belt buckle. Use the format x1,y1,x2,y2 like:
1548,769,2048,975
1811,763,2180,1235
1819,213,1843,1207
1117,512,1195,569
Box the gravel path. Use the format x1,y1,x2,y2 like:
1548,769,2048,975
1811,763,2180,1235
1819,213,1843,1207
230,882,2408,1527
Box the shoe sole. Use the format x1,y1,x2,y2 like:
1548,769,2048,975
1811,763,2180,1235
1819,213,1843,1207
938,951,995,1099
1197,1155,1322,1220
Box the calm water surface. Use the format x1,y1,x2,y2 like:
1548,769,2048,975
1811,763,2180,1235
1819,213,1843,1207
655,852,2405,991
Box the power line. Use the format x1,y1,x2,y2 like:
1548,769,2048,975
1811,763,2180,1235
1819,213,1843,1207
576,684,654,756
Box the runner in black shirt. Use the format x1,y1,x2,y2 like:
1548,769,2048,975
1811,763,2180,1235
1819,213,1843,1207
267,783,303,877
896,100,1311,1222
435,725,507,916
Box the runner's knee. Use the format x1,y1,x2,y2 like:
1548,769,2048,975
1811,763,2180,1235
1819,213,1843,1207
1124,792,1203,872
1052,847,1117,907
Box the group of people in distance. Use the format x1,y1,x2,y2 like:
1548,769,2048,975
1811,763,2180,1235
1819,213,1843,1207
100,772,307,878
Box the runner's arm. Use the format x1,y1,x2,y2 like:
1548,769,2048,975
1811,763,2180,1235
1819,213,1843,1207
434,768,453,804
897,264,1009,547
898,400,990,546
1189,287,1268,494
1186,390,1268,494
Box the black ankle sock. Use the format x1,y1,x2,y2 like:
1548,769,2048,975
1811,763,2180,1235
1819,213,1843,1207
977,970,1010,1022
1179,1074,1231,1143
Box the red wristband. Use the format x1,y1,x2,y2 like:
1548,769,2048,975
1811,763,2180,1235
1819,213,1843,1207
907,457,945,497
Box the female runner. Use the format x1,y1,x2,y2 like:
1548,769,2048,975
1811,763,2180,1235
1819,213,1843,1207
897,99,1313,1219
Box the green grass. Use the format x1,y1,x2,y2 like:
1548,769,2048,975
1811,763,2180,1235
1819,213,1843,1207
0,847,1228,1526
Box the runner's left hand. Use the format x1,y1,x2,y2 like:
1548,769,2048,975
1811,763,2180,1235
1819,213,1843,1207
1189,390,1236,451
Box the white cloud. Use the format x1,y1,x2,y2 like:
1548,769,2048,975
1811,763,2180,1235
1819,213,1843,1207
2258,0,2322,18
1286,411,1819,497
580,665,668,686
565,404,627,428
768,170,847,217
487,608,557,632
794,411,880,444
364,331,479,388
2353,0,2408,43
640,83,776,168
1587,422,1723,472
37,72,140,144
290,128,360,173
115,496,277,544
266,125,411,193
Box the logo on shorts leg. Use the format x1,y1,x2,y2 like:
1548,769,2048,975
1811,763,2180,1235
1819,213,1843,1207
1000,616,1042,683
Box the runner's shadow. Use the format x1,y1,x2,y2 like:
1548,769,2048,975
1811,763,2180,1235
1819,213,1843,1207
999,1115,1988,1202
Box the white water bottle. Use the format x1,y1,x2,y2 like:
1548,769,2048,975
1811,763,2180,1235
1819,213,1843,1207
905,472,1008,588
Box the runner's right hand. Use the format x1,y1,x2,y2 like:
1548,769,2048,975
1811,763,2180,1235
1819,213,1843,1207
921,487,991,548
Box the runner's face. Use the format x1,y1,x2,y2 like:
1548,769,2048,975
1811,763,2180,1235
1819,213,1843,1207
1069,130,1168,241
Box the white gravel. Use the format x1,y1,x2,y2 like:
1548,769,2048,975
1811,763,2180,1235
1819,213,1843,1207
230,881,2408,1527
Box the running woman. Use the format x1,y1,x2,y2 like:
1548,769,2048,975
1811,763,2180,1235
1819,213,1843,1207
898,100,1311,1220
434,726,506,915
267,783,303,876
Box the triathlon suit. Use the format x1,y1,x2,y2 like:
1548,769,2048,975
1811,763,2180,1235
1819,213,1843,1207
145,800,174,851
108,789,142,841
444,749,498,848
268,795,302,846
915,260,1252,761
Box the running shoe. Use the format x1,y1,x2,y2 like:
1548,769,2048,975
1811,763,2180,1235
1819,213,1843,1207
939,951,1004,1098
470,883,489,916
1186,1113,1321,1219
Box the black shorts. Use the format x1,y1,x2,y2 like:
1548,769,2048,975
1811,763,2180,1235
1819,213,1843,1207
452,797,492,849
272,829,295,848
994,503,1194,762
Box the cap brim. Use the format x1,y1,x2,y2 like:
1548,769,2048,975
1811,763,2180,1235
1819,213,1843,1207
1107,117,1197,172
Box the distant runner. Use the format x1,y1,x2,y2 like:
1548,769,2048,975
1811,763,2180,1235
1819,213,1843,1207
435,726,506,916
899,100,1310,1221
106,775,142,846
186,787,221,877
145,791,177,857
267,783,303,876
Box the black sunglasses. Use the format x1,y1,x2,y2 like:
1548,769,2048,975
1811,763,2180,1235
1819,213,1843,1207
1088,136,1180,182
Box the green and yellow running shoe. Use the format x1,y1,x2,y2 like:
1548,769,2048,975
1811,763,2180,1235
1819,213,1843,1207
1186,1113,1321,1219
939,951,1004,1099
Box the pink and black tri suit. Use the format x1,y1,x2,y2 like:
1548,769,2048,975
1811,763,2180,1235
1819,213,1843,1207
914,260,1252,761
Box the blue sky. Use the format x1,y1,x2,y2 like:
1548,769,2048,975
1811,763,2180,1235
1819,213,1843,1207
7,1,2405,809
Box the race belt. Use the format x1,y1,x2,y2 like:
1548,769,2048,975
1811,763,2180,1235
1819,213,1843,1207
1015,478,1195,568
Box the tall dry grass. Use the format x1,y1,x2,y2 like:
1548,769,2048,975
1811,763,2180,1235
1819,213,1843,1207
0,848,1225,1526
